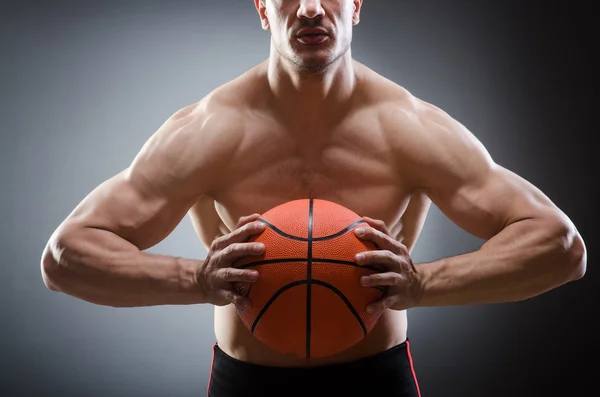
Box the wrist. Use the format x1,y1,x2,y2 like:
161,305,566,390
412,260,436,308
177,257,205,303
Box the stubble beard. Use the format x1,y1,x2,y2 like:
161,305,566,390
279,40,351,74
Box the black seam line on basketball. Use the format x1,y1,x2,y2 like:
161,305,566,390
311,279,368,336
306,198,314,359
236,258,382,272
257,218,367,241
248,279,369,338
250,280,306,334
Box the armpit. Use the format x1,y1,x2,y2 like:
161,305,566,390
394,191,432,253
188,195,229,249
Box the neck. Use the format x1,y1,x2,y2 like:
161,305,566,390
266,46,357,126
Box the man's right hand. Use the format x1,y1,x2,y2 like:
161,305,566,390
196,214,266,309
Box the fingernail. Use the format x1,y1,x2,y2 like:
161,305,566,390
256,222,266,230
355,253,365,262
254,244,264,252
249,270,259,279
360,276,370,286
366,306,375,314
355,228,366,236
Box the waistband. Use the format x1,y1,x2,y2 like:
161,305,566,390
212,339,411,375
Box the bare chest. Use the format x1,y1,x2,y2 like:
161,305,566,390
208,118,413,232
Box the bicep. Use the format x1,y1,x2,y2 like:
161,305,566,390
61,108,210,250
428,163,556,240
64,168,197,251
414,107,558,240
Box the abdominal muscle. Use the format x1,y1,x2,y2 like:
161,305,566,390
213,304,408,367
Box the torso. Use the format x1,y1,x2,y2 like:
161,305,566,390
188,61,431,367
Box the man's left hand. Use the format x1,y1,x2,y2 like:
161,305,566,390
354,217,423,313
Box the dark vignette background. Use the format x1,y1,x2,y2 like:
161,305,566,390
1,1,597,396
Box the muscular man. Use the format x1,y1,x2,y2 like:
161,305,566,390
40,1,587,396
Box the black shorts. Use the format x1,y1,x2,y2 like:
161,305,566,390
207,340,421,397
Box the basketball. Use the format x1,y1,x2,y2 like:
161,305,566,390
232,198,385,359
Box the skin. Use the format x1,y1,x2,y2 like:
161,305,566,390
41,0,586,368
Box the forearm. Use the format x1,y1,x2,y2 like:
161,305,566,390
41,226,205,307
415,217,586,307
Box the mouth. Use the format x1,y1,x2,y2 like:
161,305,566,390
297,34,329,45
296,29,330,45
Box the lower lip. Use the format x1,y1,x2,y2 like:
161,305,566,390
297,35,329,45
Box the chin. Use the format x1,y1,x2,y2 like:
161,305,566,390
291,53,337,72
297,60,331,72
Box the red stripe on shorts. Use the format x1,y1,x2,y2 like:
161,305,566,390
406,340,422,397
206,343,217,397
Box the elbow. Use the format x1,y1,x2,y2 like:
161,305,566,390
40,230,70,292
565,231,586,281
553,220,587,283
41,247,61,291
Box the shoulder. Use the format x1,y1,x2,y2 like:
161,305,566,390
176,62,267,136
127,69,264,189
199,62,267,115
357,62,464,130
358,65,453,131
366,75,486,159
359,66,494,188
137,95,241,167
153,65,266,154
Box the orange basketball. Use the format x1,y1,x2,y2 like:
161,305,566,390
233,198,384,359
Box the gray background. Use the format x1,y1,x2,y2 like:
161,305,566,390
1,1,597,396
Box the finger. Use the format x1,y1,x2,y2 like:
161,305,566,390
212,221,266,250
231,221,267,243
216,267,259,283
360,272,405,287
235,213,262,229
361,216,391,235
366,294,398,314
220,242,265,262
354,226,401,253
355,250,402,271
221,289,251,309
